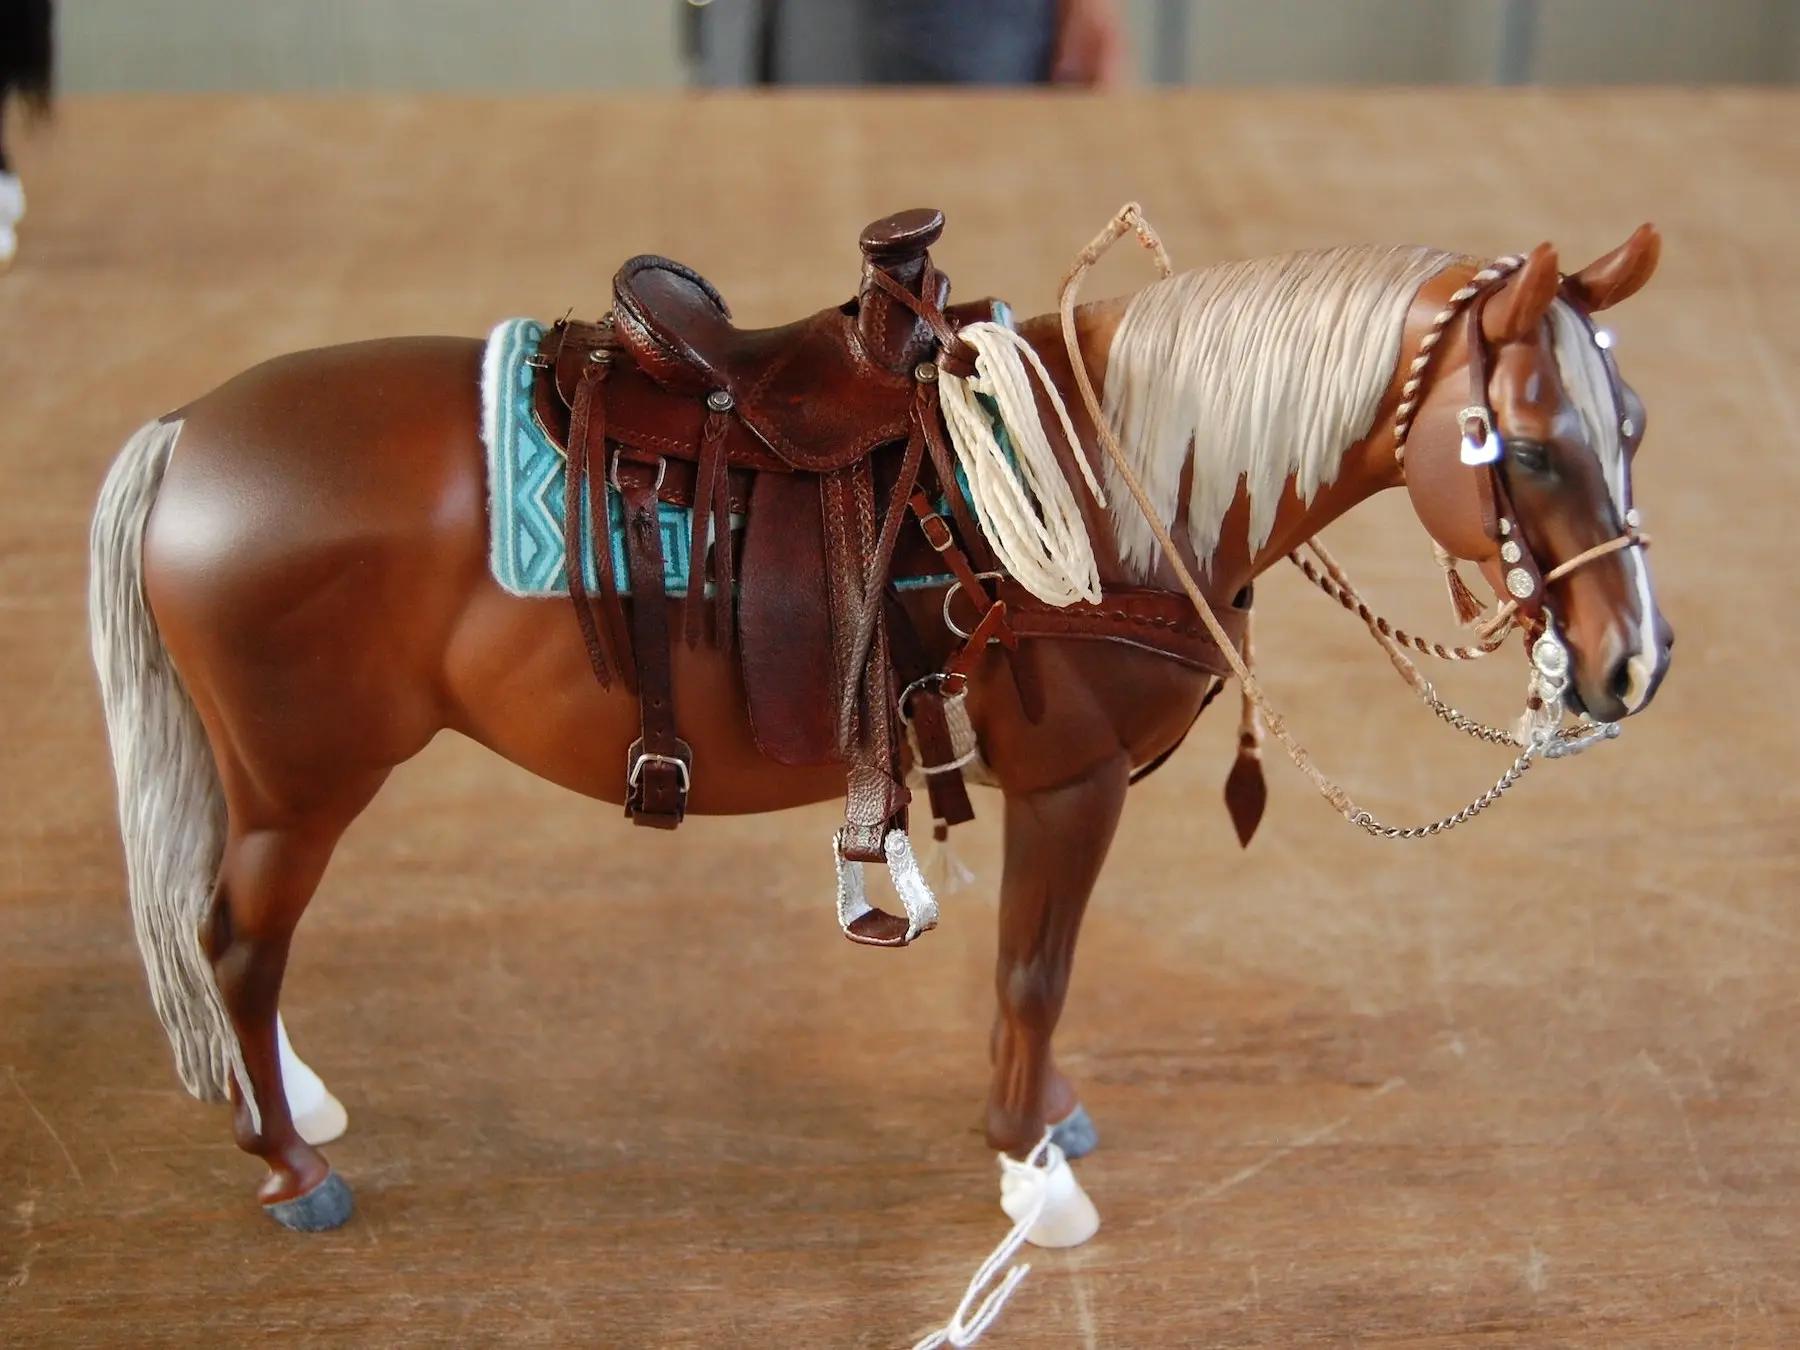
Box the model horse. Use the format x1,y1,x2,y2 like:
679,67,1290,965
88,211,1670,1247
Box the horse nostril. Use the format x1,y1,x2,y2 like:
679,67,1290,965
1608,655,1633,706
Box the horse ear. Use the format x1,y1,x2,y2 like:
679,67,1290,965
1562,223,1662,313
1482,242,1560,344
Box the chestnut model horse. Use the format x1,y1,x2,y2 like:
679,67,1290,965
88,219,1670,1242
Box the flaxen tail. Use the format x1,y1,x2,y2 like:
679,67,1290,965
88,418,249,1109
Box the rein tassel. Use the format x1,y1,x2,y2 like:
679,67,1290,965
1224,741,1267,849
1435,544,1487,626
1223,620,1267,848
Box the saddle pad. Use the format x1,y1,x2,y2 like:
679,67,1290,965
481,318,733,599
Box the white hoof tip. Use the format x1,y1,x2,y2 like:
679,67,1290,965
1001,1150,1101,1249
264,1171,355,1232
292,1093,349,1147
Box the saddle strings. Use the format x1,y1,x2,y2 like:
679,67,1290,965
936,323,1106,607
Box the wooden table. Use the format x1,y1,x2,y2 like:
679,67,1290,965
1,91,1795,1348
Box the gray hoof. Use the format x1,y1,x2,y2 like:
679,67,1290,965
264,1171,355,1232
1049,1104,1099,1160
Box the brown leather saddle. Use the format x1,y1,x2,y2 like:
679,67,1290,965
528,207,1252,946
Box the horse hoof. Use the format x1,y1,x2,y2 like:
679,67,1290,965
1049,1104,1098,1160
263,1171,355,1232
292,1092,349,1147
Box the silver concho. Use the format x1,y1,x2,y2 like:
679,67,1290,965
1531,631,1570,681
1497,518,1513,536
707,389,735,412
1505,567,1536,599
1500,540,1522,564
1625,507,1642,530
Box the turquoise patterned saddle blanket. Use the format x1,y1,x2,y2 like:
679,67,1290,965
482,317,723,599
479,312,1019,600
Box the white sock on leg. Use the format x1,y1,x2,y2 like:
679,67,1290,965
277,1014,350,1146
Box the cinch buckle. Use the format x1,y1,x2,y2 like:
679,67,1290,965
627,746,692,795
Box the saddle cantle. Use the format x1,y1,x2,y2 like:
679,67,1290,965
526,207,1252,947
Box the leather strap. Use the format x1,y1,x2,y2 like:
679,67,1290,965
683,401,732,651
865,265,978,377
840,387,933,727
918,393,999,574
884,595,976,833
564,362,628,691
1464,288,1547,620
824,458,907,863
617,457,692,828
907,686,976,829
992,581,1249,679
1463,292,1504,542
940,599,1012,695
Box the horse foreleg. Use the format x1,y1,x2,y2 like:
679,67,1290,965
204,772,386,1231
986,752,1129,1247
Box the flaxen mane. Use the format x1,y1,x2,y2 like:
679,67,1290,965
1100,245,1459,576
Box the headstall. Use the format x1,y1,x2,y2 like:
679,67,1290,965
1060,205,1661,841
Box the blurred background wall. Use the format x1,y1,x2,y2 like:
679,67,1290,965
53,0,1800,92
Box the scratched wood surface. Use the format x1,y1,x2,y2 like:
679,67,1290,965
0,91,1795,1348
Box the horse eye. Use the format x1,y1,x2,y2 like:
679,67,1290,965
1508,441,1553,475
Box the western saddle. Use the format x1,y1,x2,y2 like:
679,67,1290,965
529,208,1250,946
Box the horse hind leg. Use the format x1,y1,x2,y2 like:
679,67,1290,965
89,417,368,1228
203,769,388,1231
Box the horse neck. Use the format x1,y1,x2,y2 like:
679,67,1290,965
1013,261,1483,603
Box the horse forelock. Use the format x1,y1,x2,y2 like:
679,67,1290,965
1099,244,1459,579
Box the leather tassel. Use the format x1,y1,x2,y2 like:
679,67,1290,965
1223,622,1266,848
1224,725,1267,848
1435,543,1486,626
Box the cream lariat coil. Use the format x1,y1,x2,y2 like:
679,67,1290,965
936,321,1106,608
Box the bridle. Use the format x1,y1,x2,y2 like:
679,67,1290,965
1399,254,1651,637
1057,205,1661,840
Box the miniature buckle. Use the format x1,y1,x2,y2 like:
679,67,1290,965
919,512,957,553
627,748,692,795
1459,406,1502,465
609,452,668,495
